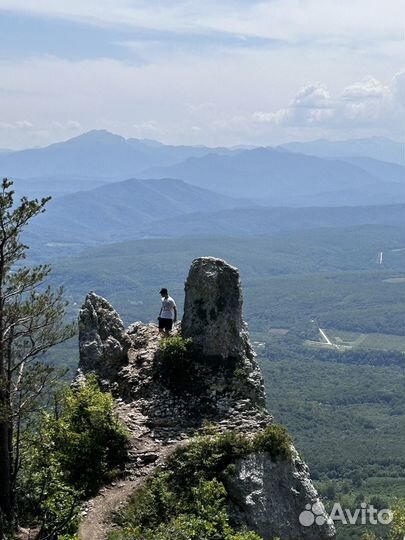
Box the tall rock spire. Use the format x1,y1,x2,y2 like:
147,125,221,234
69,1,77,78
182,257,251,359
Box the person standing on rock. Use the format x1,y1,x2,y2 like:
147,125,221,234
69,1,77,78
158,288,177,334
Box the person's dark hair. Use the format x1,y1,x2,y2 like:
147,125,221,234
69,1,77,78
160,288,168,295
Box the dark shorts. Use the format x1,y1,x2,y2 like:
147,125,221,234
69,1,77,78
158,317,173,331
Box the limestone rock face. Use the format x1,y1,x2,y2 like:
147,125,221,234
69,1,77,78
226,452,335,540
76,260,335,540
79,292,131,377
182,256,265,408
182,257,249,359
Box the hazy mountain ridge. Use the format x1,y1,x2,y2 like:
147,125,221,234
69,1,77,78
280,136,405,165
0,130,237,180
136,204,405,239
1,131,403,199
25,177,244,245
141,146,405,206
338,156,405,184
11,176,110,200
23,174,405,261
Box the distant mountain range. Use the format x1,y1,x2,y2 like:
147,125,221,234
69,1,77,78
136,204,405,239
142,147,404,206
23,172,405,259
3,130,404,257
1,131,403,189
25,177,243,247
280,137,404,165
11,176,110,200
338,156,404,184
0,130,235,180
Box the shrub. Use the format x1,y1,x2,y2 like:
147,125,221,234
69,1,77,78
110,478,261,540
111,427,293,540
158,335,193,363
18,419,82,537
390,499,405,540
18,378,129,536
45,377,129,496
114,472,177,531
253,424,293,462
167,431,252,487
157,336,194,390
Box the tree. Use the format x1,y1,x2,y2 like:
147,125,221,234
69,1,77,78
18,377,129,538
0,178,75,534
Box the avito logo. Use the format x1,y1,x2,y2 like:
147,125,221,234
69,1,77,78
299,502,393,527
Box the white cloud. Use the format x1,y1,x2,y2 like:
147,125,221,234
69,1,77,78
0,120,33,129
0,48,403,148
253,70,405,135
0,0,403,55
0,0,404,148
254,83,335,125
342,77,389,101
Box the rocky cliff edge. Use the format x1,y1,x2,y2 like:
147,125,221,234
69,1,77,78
76,256,335,540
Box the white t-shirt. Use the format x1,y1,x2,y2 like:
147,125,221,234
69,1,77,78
160,296,176,319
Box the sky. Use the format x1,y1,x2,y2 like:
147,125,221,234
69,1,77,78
0,0,404,149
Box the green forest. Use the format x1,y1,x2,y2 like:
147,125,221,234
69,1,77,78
2,192,401,540
41,224,405,540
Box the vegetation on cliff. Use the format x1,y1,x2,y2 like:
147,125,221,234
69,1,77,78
109,427,292,540
0,179,75,536
19,378,129,538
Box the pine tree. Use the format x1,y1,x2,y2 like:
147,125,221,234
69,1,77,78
0,179,75,534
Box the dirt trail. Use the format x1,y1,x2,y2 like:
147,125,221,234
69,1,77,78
78,476,144,540
78,325,178,540
78,413,176,540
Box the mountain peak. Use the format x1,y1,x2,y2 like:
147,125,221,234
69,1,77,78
76,257,335,540
65,129,126,145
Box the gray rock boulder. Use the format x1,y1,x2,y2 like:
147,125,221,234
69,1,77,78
182,256,265,407
79,292,131,377
182,257,251,359
226,452,335,540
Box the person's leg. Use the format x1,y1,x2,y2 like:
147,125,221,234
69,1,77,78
163,318,173,335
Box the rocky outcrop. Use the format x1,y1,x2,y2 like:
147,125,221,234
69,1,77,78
182,257,266,408
78,292,131,378
182,257,247,359
77,258,335,540
226,452,335,540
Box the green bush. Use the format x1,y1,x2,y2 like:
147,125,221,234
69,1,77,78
168,431,252,486
157,336,194,390
113,472,177,531
19,377,130,536
111,427,293,540
110,478,261,540
253,424,293,462
19,446,81,538
50,377,130,495
158,335,193,363
390,499,405,540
